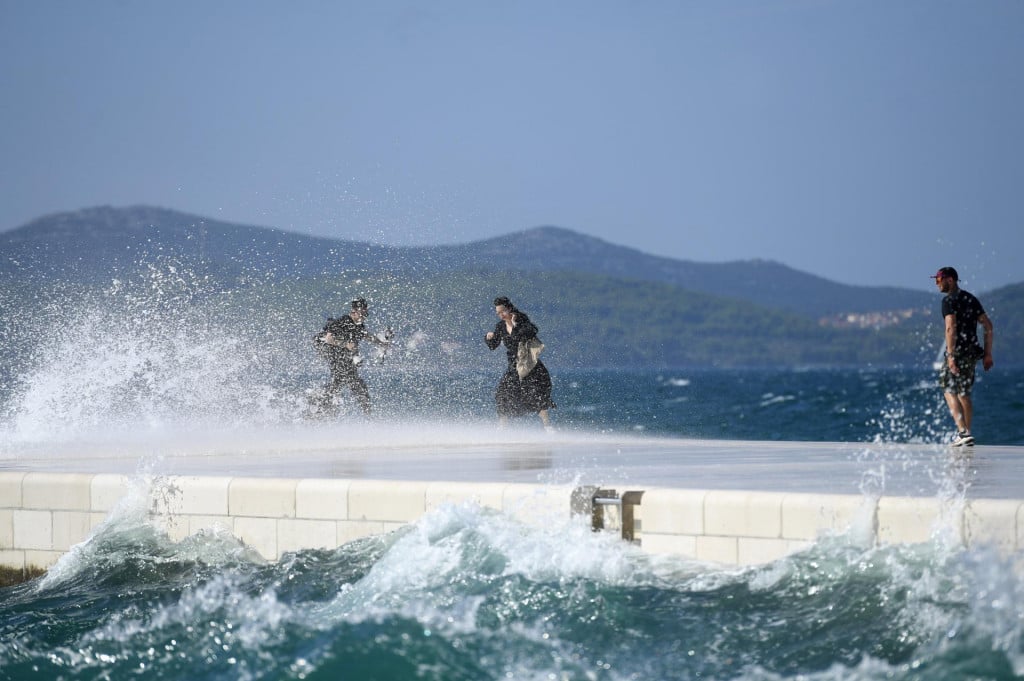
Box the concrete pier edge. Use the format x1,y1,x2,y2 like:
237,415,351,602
2,470,1021,575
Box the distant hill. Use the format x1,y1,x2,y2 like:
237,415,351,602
348,268,935,369
437,227,936,319
984,281,1024,350
0,205,358,286
1,205,935,318
2,205,1019,368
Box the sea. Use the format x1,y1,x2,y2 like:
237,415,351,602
1,277,1023,680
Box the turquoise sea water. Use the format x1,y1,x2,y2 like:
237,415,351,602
364,366,1024,446
1,482,1022,681
5,365,1022,448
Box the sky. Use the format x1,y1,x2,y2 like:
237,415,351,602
1,1,1021,293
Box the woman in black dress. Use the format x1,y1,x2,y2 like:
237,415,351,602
484,296,555,429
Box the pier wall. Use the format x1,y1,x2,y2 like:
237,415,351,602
2,472,1022,574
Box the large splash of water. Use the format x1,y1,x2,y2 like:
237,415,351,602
2,263,316,443
1,259,496,452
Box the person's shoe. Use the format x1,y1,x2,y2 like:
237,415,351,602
951,430,974,447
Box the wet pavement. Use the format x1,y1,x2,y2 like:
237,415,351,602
1,426,1021,500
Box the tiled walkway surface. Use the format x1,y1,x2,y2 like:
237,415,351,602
2,427,1020,499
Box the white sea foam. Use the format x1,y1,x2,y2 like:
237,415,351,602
2,266,314,444
759,392,796,408
37,475,264,592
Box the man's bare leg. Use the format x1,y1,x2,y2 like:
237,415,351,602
944,392,973,433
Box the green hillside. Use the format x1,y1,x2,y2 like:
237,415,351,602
238,268,940,369
2,228,1019,372
985,282,1024,349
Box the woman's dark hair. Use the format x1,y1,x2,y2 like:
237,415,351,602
493,296,516,312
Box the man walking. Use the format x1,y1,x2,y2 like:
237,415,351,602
314,298,390,416
933,267,994,446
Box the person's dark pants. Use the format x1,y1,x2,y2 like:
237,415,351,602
324,360,371,415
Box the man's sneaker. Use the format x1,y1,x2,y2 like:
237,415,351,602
951,430,975,447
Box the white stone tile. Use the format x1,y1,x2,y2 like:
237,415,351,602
781,493,870,540
425,482,507,512
695,535,738,565
169,476,232,516
89,512,108,531
229,478,297,518
785,539,814,556
877,496,950,545
737,537,792,566
348,480,428,522
640,533,698,558
233,516,278,560
338,519,388,545
0,549,25,571
963,498,1021,554
0,509,13,549
639,488,707,535
0,473,25,508
187,515,233,536
705,490,784,539
295,479,351,520
24,550,62,571
13,510,52,551
23,473,93,511
51,511,94,551
90,474,134,512
161,514,190,543
277,519,338,554
502,484,574,526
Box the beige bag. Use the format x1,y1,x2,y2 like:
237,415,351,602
516,338,545,378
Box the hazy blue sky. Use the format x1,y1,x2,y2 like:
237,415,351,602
2,1,1021,292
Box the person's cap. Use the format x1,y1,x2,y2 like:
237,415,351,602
933,267,958,281
351,297,368,311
